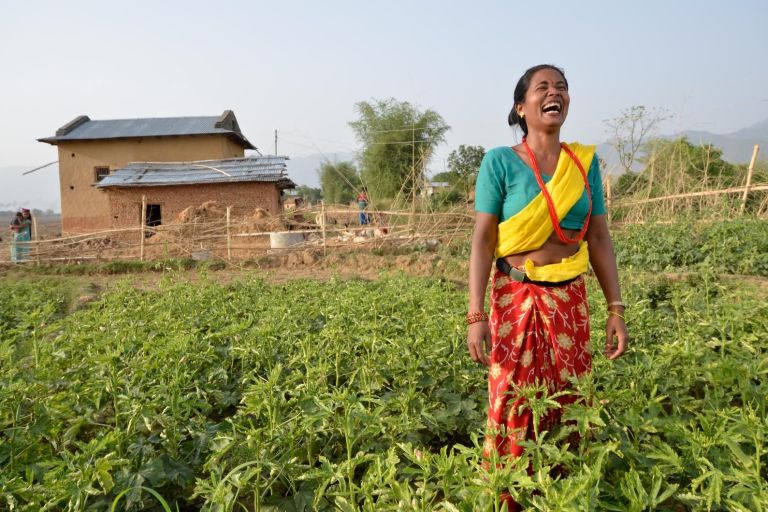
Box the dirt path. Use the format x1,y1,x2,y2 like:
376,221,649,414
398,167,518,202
2,248,766,300
0,249,467,297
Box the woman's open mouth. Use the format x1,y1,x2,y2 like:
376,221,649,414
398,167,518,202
542,102,562,116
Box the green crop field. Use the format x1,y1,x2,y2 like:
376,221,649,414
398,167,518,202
1,219,767,511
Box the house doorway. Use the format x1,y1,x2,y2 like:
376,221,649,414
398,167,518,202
143,204,161,236
146,204,162,227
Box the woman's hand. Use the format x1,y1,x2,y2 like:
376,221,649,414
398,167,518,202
467,321,492,366
604,315,628,360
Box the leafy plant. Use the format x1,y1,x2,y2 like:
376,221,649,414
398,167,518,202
1,228,767,510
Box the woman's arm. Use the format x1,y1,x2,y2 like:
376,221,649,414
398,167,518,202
467,212,498,366
585,214,628,360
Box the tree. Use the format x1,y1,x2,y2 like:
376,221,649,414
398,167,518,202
319,161,360,204
645,137,736,190
614,137,736,197
605,105,669,197
295,185,322,203
605,105,670,175
349,98,449,201
430,171,460,184
447,144,485,193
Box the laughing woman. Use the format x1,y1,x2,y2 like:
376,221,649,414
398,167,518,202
466,64,628,508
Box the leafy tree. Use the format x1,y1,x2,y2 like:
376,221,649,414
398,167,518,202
349,98,449,200
614,137,736,197
429,188,464,209
614,170,648,197
430,171,460,184
646,137,736,189
447,144,485,192
294,185,323,203
319,161,360,204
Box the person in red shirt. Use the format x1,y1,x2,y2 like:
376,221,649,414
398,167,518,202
356,188,370,225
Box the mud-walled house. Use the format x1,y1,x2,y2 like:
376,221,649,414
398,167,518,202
38,110,293,233
95,156,294,229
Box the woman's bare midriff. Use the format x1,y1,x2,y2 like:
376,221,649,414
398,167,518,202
502,229,581,268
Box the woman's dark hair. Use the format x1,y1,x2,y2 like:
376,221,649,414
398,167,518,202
508,64,568,135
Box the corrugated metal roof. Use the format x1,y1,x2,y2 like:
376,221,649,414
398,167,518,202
38,112,256,149
96,156,295,189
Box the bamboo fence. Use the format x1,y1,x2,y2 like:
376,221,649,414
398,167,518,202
0,204,476,265
607,144,767,222
2,143,766,265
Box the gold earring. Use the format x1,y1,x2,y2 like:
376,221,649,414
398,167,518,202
519,112,525,119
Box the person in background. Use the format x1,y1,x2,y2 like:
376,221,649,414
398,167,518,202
14,208,33,262
357,187,370,225
9,211,22,262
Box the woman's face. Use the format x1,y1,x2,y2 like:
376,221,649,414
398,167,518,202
517,68,569,134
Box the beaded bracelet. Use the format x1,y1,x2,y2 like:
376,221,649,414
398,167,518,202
466,311,489,325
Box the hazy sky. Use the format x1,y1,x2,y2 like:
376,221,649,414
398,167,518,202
1,0,766,211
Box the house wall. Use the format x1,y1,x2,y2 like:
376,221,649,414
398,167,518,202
106,182,281,229
57,135,246,233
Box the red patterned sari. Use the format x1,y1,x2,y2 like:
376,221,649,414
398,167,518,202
483,270,592,461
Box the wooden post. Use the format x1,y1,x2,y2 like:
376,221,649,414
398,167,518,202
740,144,760,215
31,213,39,265
409,123,417,235
320,201,327,255
140,195,146,261
226,206,232,261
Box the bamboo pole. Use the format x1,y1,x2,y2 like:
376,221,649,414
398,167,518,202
31,213,39,266
615,184,768,206
740,145,760,215
320,200,327,255
409,124,416,235
321,207,472,219
140,195,146,261
226,206,232,260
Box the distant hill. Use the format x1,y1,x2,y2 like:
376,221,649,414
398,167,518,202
676,118,766,163
597,117,768,174
728,117,768,141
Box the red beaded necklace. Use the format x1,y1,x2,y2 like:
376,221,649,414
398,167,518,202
522,137,592,244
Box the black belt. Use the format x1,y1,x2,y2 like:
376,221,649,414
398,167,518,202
495,258,579,287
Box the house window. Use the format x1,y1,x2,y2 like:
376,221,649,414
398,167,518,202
94,166,110,182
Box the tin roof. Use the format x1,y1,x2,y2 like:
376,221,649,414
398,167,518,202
96,156,295,189
38,110,256,150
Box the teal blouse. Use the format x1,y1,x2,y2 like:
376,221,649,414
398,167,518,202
474,146,606,230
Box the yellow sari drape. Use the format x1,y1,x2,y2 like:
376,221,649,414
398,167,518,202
495,143,595,282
